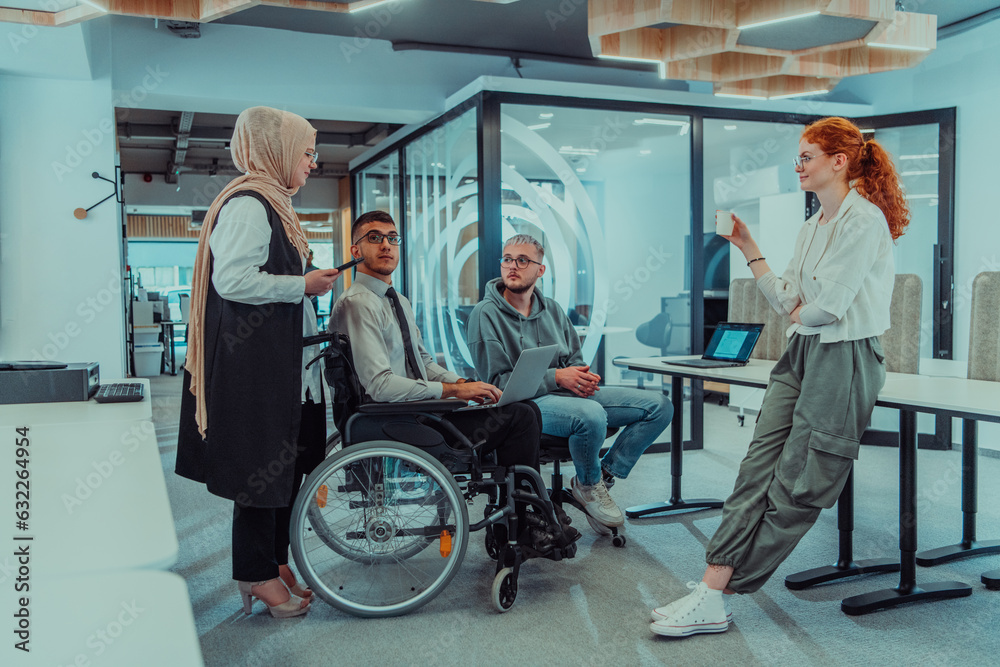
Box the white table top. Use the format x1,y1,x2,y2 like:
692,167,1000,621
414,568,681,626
0,378,151,427
615,356,1000,423
31,570,204,666
574,325,633,336
1,419,178,576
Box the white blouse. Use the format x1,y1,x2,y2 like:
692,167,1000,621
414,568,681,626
209,195,323,402
756,188,895,343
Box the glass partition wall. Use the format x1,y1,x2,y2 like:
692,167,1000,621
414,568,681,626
500,104,692,384
351,94,955,448
405,110,479,377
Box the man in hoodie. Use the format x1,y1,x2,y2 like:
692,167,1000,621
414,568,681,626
468,234,673,532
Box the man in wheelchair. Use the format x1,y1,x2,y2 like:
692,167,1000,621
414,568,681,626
328,210,579,558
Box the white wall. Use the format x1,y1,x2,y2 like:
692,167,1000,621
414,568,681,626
0,72,125,375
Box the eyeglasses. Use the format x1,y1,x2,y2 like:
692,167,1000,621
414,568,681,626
356,231,403,246
304,150,319,163
500,256,542,269
793,153,828,168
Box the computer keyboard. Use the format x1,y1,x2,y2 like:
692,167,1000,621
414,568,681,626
93,382,145,403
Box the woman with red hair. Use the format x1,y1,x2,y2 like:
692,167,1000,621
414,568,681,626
650,116,909,637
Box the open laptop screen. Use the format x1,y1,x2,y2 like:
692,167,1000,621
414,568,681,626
703,323,763,362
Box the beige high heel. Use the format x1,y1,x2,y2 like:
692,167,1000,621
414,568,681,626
237,579,310,618
278,565,313,598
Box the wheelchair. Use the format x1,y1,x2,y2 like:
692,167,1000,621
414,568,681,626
289,332,578,618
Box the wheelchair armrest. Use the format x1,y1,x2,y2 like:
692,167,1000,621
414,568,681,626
357,398,465,415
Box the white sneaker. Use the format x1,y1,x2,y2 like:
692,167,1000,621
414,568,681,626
651,581,732,622
649,581,730,637
571,476,624,527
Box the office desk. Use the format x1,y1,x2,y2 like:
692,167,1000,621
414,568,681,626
0,382,178,575
0,378,152,426
613,357,775,518
614,357,997,615
842,374,1000,614
33,570,204,666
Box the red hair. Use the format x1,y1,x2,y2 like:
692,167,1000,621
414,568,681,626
802,117,910,240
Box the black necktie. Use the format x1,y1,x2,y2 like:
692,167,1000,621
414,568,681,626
385,286,423,380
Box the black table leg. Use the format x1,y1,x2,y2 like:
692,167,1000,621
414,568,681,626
983,570,1000,590
916,419,1000,566
168,322,178,375
784,465,899,590
625,376,724,518
841,410,971,615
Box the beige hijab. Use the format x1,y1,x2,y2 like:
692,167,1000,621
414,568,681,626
185,106,316,437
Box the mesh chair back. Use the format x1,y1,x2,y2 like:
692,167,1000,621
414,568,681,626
969,271,1000,382
881,273,922,374
728,278,789,361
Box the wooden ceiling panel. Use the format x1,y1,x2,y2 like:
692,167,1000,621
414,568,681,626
589,0,938,99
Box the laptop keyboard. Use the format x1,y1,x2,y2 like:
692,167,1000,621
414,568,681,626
93,382,145,403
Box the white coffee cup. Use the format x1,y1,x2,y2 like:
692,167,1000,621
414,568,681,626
716,210,735,236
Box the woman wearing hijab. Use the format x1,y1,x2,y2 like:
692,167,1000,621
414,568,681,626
649,116,909,637
176,106,342,618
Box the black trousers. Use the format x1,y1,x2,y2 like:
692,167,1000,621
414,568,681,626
232,399,325,582
443,401,541,471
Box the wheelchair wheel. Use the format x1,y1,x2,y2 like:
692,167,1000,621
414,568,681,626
291,441,469,618
491,567,517,612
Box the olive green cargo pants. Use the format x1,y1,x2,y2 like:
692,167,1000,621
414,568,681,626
705,333,886,594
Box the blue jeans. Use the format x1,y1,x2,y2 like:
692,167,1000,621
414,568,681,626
534,386,673,486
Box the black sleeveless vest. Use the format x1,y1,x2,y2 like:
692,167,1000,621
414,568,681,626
176,191,320,507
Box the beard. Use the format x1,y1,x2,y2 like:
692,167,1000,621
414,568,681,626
503,276,536,294
364,255,397,276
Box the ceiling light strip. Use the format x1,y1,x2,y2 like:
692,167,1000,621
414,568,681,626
714,93,768,100
348,0,398,13
633,118,689,126
739,11,820,30
768,89,829,100
869,43,931,52
596,54,666,78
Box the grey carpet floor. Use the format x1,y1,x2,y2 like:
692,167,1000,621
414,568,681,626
150,374,1000,667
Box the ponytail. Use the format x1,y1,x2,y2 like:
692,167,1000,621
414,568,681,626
802,117,911,241
853,139,910,241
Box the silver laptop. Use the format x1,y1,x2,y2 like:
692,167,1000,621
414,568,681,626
456,344,558,411
662,322,764,369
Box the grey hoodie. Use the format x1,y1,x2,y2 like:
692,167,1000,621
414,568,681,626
467,277,584,398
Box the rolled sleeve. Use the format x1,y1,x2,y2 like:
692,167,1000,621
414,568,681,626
756,271,800,316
